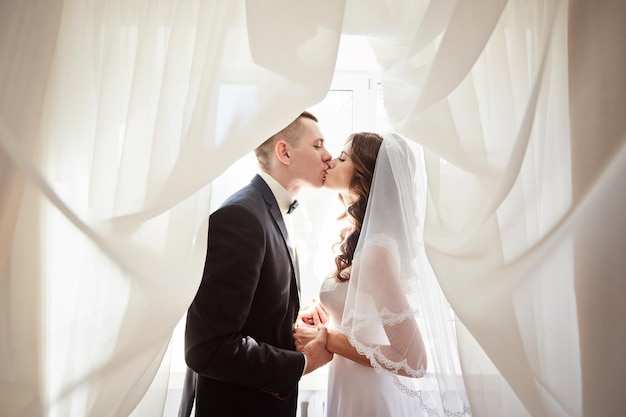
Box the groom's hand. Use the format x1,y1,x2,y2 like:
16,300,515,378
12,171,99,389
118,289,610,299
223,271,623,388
301,326,333,374
293,326,317,352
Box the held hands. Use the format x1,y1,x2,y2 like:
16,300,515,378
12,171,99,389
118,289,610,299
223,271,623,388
298,325,333,374
293,325,319,352
296,298,332,374
297,297,329,328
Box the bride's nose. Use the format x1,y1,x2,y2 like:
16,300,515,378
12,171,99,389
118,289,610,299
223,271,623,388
327,159,338,169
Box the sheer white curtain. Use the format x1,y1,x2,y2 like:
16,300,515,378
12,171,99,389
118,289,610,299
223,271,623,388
365,1,577,416
1,1,342,416
1,1,624,417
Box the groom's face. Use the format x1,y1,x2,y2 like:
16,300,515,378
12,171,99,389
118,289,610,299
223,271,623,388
289,118,332,188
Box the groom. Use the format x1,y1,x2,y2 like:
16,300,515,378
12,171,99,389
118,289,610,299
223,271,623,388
182,111,333,417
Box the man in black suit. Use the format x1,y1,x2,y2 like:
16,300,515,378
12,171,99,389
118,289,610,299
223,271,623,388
183,111,333,417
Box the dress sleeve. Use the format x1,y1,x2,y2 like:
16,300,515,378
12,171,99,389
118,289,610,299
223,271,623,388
340,234,428,378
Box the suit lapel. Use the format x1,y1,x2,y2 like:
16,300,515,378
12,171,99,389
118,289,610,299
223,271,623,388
251,175,301,292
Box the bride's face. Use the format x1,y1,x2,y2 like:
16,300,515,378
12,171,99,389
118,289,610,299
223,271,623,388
324,140,354,193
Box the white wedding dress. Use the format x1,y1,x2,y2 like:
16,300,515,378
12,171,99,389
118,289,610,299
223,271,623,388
319,274,424,417
313,135,470,416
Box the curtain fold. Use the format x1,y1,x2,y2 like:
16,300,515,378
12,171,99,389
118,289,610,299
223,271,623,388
1,0,624,416
569,2,626,416
0,1,63,415
365,1,579,416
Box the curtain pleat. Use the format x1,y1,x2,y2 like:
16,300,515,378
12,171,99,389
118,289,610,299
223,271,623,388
1,1,624,416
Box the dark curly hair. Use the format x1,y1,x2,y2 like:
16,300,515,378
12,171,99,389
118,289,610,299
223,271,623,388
333,132,383,281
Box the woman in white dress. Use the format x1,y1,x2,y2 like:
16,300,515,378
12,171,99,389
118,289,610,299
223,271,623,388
294,132,429,417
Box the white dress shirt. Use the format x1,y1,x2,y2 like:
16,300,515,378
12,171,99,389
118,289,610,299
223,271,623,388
256,171,306,375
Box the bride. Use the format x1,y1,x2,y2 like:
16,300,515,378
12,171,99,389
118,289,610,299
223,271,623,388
294,132,429,417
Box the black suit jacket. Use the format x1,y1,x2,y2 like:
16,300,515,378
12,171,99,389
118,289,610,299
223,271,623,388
184,175,305,417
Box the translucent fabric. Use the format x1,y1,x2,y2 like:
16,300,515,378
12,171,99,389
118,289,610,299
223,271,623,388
1,1,625,417
339,133,471,415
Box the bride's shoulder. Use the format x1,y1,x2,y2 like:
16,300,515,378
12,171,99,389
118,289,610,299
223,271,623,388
361,233,401,264
365,232,395,247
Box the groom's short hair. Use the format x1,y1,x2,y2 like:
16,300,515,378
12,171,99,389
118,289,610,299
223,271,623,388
255,111,318,171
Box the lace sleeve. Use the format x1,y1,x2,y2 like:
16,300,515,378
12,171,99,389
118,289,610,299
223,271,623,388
338,135,430,394
364,233,400,265
340,239,427,380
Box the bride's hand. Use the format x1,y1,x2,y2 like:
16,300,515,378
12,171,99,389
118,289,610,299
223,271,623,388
297,297,329,328
293,325,324,352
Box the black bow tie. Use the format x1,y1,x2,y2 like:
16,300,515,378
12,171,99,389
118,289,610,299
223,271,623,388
287,200,299,214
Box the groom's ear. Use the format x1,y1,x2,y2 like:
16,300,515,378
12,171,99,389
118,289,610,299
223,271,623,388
275,140,292,166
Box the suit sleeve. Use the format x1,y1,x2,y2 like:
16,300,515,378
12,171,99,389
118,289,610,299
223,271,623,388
184,204,305,398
